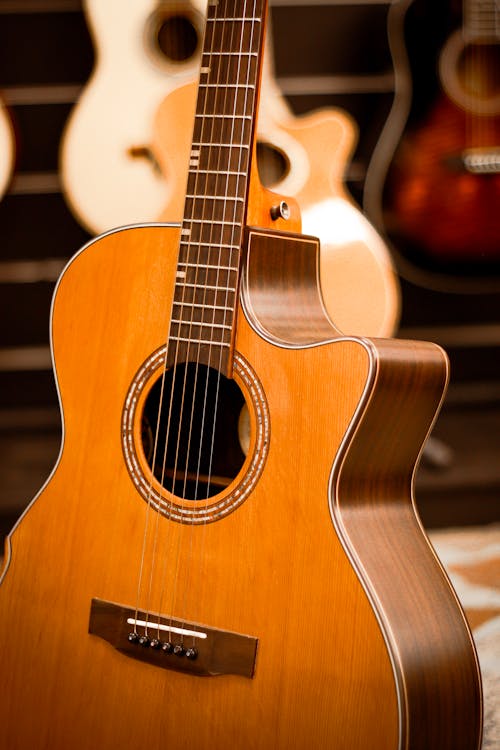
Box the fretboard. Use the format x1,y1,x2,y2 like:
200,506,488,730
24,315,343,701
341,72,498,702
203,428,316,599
170,0,267,371
464,0,499,41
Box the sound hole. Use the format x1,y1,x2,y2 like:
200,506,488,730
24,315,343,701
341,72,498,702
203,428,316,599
257,141,290,187
141,363,246,500
155,13,199,63
458,44,500,102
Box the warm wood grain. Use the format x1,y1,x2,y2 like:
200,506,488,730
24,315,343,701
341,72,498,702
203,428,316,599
332,337,483,749
0,225,394,749
0,223,481,749
0,0,481,743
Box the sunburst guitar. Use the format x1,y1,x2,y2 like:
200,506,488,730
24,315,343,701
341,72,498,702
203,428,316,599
379,0,500,273
60,0,399,337
2,0,482,747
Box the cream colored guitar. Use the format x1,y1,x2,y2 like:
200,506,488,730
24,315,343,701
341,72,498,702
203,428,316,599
0,98,14,199
60,0,399,337
60,0,207,232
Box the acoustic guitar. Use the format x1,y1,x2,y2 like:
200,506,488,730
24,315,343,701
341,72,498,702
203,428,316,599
60,0,399,337
1,1,482,747
367,0,499,287
0,97,15,199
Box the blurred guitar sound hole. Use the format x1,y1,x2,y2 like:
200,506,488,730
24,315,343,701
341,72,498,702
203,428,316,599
155,12,200,63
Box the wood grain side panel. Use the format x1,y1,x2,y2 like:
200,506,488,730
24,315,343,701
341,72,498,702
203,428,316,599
242,227,341,343
332,338,483,750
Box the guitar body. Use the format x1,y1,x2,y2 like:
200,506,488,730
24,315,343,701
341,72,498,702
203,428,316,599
386,94,500,260
0,223,481,748
60,0,206,232
60,0,399,337
0,98,15,199
367,0,500,286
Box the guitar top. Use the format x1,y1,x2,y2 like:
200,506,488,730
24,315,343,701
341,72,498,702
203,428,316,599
1,1,482,747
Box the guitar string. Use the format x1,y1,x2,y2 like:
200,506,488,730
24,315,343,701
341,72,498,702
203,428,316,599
132,0,208,637
132,294,177,636
133,0,263,644
145,32,222,641
152,0,247,643
177,0,261,648
159,0,239,640
176,0,244,643
132,2,214,637
166,0,259,644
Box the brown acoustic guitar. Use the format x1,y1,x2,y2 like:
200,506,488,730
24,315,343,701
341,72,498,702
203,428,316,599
0,1,482,747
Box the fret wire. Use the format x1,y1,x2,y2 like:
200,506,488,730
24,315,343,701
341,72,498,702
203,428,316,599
169,336,231,347
190,168,247,176
202,51,258,57
179,240,240,251
206,17,262,23
173,301,234,312
199,83,255,89
175,282,237,292
170,319,233,330
185,193,244,202
185,218,241,226
192,141,250,149
177,262,237,271
194,114,252,120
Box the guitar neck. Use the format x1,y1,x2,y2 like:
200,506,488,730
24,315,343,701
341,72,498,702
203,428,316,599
463,0,499,41
171,0,268,373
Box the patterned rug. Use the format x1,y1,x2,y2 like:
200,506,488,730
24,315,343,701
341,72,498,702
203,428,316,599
429,524,500,749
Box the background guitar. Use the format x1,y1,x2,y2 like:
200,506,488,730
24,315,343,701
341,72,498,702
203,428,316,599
0,97,15,200
60,0,206,231
60,0,400,337
365,0,500,291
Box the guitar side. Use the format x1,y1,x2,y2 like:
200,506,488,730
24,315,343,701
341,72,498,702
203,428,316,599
0,223,481,749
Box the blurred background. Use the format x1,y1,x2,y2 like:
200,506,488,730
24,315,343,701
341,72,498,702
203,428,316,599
0,0,499,544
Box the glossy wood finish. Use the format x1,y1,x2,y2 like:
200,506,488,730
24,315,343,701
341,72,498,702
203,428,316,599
0,222,482,749
332,337,483,749
387,96,500,261
0,0,482,746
